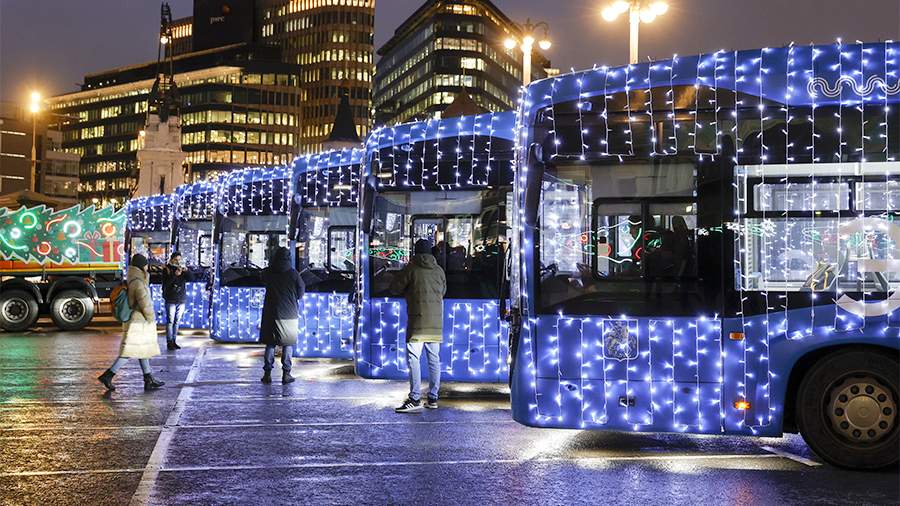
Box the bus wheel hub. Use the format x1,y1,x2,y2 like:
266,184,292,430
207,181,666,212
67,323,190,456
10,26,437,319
829,377,896,443
3,300,27,322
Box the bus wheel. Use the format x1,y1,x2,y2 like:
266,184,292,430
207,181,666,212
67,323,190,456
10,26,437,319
0,289,39,332
50,290,95,331
797,348,899,469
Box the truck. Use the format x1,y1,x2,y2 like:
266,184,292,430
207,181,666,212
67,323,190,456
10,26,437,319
0,204,125,331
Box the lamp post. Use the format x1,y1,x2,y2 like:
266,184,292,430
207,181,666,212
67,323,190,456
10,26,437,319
601,0,669,64
28,91,41,193
504,19,552,86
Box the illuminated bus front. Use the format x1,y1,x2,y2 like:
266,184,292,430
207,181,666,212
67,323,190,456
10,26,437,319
356,112,516,382
126,194,174,322
510,42,900,470
290,149,362,358
171,181,217,329
211,167,292,342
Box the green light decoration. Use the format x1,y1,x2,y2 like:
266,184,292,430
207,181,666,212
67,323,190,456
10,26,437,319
0,205,125,265
369,246,409,263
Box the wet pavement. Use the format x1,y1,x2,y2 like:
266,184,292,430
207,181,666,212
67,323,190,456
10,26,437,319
1,323,898,505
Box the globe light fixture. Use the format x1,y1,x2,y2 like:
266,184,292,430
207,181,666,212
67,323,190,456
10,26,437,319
600,0,670,63
504,18,552,86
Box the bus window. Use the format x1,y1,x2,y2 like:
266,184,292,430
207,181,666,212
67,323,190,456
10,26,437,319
370,190,507,299
219,214,288,286
327,227,354,272
536,159,707,315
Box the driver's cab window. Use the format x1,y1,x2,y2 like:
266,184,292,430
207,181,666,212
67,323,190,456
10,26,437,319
295,207,356,292
219,214,289,286
130,232,170,283
176,221,213,273
370,190,508,298
538,159,701,314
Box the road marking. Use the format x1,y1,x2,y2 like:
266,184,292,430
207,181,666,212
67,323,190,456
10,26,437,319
760,445,822,467
0,453,789,478
0,419,515,432
129,343,207,506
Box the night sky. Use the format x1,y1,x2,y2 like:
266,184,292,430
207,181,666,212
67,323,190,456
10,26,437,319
0,0,897,102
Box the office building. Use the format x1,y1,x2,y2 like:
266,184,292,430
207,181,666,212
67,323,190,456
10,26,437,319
48,44,302,206
0,102,79,203
373,0,550,125
171,0,375,153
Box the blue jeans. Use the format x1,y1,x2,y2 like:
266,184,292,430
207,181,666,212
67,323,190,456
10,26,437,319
264,345,293,373
165,303,186,343
406,342,441,401
109,357,150,374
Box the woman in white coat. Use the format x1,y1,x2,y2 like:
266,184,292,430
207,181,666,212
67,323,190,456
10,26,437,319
98,254,165,391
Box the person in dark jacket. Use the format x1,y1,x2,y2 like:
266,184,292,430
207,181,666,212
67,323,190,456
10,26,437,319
259,246,305,384
391,239,447,413
161,252,193,351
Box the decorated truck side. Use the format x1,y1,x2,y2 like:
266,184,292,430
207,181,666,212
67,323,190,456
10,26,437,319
0,204,125,331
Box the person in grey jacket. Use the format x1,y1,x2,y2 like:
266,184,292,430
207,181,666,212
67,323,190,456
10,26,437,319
259,246,305,384
391,239,447,412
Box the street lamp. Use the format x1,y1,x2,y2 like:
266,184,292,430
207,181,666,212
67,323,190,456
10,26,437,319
601,0,669,64
28,91,41,193
504,18,552,86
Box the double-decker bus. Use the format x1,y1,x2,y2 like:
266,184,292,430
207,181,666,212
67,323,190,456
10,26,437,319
509,42,900,469
290,149,362,358
211,166,292,342
355,112,515,382
171,181,217,329
126,194,174,323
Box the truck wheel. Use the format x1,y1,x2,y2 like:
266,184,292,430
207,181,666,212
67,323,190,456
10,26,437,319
797,348,899,469
50,290,95,331
0,289,39,332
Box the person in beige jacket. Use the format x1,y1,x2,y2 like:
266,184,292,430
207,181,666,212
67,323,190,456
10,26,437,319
97,254,165,391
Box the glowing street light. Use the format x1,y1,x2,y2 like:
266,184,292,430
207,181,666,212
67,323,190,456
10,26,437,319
28,91,41,192
504,18,552,86
601,0,669,64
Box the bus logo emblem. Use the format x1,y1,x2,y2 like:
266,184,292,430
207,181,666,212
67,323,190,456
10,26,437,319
603,320,638,361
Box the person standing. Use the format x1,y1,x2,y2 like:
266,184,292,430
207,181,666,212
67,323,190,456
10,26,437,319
97,254,165,391
392,239,447,413
259,246,305,384
162,252,192,351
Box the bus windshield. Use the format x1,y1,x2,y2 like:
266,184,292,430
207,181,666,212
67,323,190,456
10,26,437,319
295,207,356,292
369,190,508,299
219,214,289,286
176,221,213,271
535,158,710,316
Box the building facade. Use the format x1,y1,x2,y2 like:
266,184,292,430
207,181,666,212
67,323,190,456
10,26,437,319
373,0,550,125
48,44,301,206
172,0,375,153
0,102,79,202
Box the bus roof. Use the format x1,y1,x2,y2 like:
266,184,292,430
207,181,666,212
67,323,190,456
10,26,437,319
523,41,900,115
366,110,518,152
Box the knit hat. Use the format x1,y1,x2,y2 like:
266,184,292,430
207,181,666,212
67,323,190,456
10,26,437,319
414,239,433,255
130,253,149,270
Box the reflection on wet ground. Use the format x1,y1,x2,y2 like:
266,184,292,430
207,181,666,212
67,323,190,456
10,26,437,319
0,327,897,505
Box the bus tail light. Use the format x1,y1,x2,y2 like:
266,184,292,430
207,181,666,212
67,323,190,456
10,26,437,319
728,332,744,341
734,400,751,410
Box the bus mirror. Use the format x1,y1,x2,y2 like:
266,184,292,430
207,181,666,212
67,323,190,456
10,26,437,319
360,175,378,235
523,144,545,228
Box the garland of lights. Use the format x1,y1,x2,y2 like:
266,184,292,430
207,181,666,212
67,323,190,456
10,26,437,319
511,40,900,435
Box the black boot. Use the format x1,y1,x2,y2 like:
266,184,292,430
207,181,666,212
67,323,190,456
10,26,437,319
143,373,165,391
261,371,272,384
172,341,181,350
98,369,116,391
167,340,179,351
282,371,295,384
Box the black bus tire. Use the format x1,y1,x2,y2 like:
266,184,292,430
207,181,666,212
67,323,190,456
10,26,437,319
796,348,899,470
0,289,39,332
49,290,95,331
